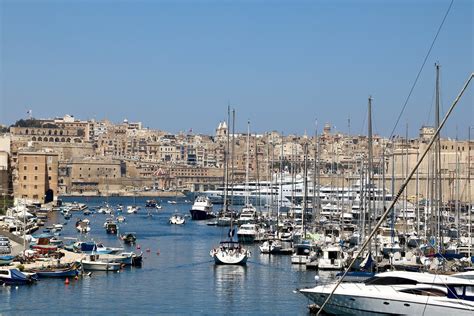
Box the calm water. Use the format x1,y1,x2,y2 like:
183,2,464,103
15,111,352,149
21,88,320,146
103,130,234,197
0,196,335,315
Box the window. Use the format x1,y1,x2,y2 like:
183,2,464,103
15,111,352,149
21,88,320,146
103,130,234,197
23,185,26,189
34,176,38,180
24,166,27,171
34,185,37,189
48,176,51,180
49,167,51,171
465,286,474,296
23,176,27,180
366,277,417,286
33,195,38,199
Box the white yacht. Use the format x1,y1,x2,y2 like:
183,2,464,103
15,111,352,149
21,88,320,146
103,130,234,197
189,196,214,220
300,271,474,315
318,244,346,270
237,223,259,243
291,241,317,264
237,204,258,225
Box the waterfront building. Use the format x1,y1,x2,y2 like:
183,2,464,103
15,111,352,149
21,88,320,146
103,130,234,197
15,150,58,203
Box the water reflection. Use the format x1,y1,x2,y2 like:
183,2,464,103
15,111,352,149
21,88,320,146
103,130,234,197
214,265,248,308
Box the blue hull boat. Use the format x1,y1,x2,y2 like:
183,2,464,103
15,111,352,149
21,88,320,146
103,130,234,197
0,268,38,285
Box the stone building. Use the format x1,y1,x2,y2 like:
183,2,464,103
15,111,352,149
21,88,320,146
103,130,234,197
16,150,58,203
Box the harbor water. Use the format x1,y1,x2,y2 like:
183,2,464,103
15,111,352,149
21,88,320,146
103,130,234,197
0,196,335,315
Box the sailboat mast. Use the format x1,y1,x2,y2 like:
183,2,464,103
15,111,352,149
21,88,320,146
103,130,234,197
468,126,472,260
255,134,261,214
303,142,308,239
367,96,374,250
279,134,284,219
435,63,443,251
223,105,230,212
230,109,236,208
313,122,317,225
245,121,250,206
416,148,420,237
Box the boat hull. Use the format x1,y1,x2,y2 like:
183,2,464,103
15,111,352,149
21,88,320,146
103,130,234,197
237,234,256,244
189,209,214,220
81,261,121,271
300,290,474,315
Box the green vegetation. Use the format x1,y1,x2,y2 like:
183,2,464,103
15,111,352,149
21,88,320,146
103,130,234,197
11,118,43,128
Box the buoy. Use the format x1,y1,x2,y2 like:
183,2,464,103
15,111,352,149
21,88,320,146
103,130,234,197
65,277,70,285
136,245,141,250
74,275,79,280
156,250,160,255
146,248,151,252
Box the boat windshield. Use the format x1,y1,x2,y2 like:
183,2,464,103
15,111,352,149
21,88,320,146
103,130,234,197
365,276,418,286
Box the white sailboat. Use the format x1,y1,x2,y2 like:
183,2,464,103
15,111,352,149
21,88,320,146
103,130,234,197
210,108,250,265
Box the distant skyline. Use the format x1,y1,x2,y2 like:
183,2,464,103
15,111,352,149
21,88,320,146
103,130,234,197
1,1,473,138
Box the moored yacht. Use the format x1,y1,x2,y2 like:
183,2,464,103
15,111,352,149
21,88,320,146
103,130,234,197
300,271,474,315
189,196,214,220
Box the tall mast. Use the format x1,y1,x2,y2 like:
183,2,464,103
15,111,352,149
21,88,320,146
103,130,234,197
316,131,321,229
468,126,472,260
230,109,236,209
416,148,420,237
435,63,442,251
245,120,250,206
367,96,374,249
404,123,409,241
313,121,317,225
279,133,284,219
303,142,309,239
255,133,261,213
223,106,230,212
455,127,460,236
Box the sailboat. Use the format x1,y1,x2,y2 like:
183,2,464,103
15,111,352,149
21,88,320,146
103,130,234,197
210,108,251,265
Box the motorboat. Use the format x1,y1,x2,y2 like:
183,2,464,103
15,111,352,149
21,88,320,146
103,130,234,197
126,206,138,214
0,255,14,266
260,239,283,254
104,221,118,234
80,255,121,271
210,241,250,265
237,204,258,225
169,214,185,225
237,223,259,243
75,219,90,233
189,196,214,220
0,268,38,285
145,199,158,208
318,244,346,270
300,271,474,315
121,232,137,244
291,240,317,264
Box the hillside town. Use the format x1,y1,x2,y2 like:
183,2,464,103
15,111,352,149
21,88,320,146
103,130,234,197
0,114,471,205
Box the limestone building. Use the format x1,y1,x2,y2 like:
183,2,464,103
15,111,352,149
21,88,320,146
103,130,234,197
16,150,58,203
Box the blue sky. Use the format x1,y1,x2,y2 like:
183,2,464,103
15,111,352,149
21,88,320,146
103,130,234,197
1,0,472,138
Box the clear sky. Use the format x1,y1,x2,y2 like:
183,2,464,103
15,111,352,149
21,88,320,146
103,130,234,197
1,0,472,138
